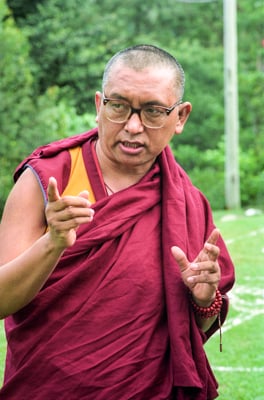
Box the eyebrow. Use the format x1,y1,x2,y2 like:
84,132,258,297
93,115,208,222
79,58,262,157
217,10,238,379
105,92,167,107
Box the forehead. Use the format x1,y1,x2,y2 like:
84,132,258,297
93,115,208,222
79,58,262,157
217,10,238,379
105,62,176,100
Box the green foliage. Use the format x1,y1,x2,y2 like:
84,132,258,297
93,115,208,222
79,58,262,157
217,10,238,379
0,1,35,210
33,87,96,142
18,0,124,113
6,0,42,19
240,148,264,205
11,0,229,117
239,70,264,151
172,141,226,210
1,0,263,215
171,40,224,150
0,2,95,213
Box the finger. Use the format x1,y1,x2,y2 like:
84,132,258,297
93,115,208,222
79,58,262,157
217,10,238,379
55,204,95,222
195,229,220,263
190,260,219,274
47,177,61,202
49,214,94,230
78,190,89,200
77,190,94,211
171,246,189,272
188,271,219,285
206,228,220,246
204,242,220,260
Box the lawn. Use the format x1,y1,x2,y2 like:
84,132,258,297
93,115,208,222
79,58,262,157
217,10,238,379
0,208,263,398
205,208,264,400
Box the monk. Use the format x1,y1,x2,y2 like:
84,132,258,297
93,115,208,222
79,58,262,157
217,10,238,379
0,44,235,399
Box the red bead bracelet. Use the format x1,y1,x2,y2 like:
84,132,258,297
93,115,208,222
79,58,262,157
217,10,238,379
190,289,223,319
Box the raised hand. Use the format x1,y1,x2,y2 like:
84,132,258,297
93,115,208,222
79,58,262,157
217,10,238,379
171,229,221,306
45,177,95,249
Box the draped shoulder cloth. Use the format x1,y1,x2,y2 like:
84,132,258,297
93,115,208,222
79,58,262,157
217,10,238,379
1,128,235,399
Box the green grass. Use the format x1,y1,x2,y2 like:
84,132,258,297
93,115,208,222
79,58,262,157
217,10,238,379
0,320,5,383
0,209,263,398
205,208,264,400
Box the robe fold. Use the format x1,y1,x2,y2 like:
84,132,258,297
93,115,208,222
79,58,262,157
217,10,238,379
1,129,235,399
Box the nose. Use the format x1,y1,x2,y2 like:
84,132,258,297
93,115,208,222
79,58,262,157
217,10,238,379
124,110,144,134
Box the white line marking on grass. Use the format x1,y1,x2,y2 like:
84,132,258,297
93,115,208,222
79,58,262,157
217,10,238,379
226,228,264,244
222,309,264,333
243,276,264,282
213,366,264,373
222,285,264,333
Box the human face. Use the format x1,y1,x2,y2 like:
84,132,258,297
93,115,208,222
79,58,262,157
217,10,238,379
95,63,191,175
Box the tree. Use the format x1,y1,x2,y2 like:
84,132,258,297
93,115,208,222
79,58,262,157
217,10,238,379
2,0,264,211
0,1,96,214
0,1,35,210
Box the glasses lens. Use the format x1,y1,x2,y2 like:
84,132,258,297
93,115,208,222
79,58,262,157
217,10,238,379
104,99,167,128
105,100,130,123
142,106,166,128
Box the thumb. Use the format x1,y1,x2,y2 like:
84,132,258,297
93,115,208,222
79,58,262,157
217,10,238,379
206,228,220,246
47,177,61,202
171,246,189,273
78,190,89,200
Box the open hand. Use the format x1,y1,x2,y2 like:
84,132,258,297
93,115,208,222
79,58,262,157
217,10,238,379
171,229,221,306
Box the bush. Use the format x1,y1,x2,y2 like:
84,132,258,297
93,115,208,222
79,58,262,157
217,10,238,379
172,141,225,209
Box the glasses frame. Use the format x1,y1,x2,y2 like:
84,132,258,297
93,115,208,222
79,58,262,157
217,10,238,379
102,93,182,129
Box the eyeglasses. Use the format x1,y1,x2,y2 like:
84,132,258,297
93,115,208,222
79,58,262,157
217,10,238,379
102,94,182,129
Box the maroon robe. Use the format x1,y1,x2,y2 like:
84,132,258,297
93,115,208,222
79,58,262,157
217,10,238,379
1,129,235,399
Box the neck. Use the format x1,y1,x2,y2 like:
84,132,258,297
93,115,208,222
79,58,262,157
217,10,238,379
95,139,153,193
104,181,115,195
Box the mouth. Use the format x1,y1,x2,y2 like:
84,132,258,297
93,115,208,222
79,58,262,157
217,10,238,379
121,141,143,149
119,140,144,154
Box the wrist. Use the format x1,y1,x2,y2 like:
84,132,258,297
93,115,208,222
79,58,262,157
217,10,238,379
44,232,68,254
191,291,216,308
190,289,223,319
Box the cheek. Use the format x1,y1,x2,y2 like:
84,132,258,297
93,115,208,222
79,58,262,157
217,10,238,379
151,131,174,150
98,120,119,143
147,137,168,157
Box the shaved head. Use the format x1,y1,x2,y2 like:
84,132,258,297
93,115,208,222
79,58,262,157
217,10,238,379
102,44,185,99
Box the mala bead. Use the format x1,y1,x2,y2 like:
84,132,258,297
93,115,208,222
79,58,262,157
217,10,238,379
190,289,223,319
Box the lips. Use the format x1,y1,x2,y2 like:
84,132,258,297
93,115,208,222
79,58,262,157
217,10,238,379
122,141,143,149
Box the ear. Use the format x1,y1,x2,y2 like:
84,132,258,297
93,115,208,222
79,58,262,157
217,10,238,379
95,91,102,116
175,102,192,135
